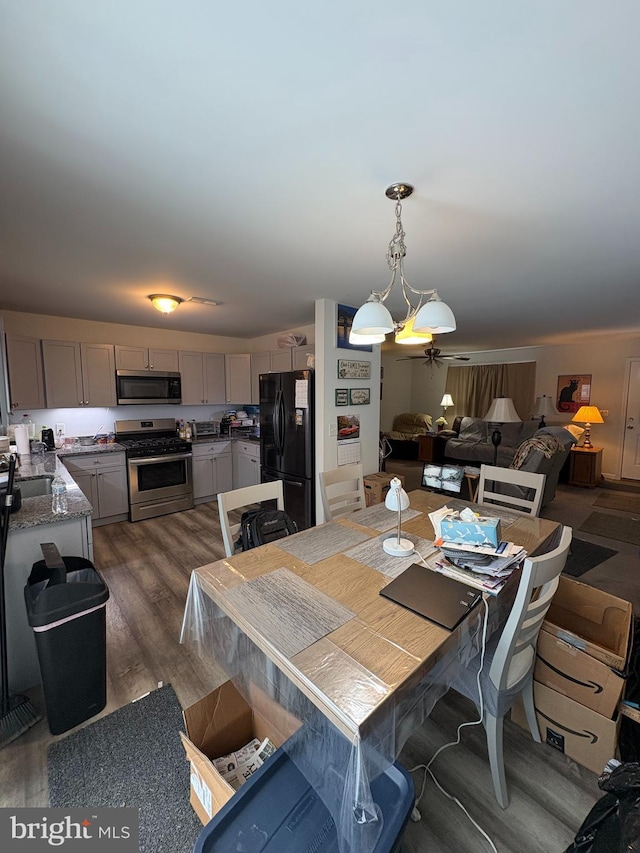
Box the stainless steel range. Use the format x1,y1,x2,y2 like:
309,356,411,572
115,418,194,522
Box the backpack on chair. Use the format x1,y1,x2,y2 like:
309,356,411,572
236,509,298,552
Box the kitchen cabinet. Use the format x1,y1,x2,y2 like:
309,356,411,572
233,439,261,489
250,349,294,403
292,345,314,371
42,341,116,408
179,351,226,405
115,345,179,372
63,452,128,524
224,354,251,404
5,334,46,411
192,441,233,502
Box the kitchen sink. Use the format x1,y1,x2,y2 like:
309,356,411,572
18,478,53,497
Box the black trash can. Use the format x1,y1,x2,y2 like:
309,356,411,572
24,553,109,735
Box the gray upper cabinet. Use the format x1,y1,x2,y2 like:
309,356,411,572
179,351,226,405
224,354,251,404
5,334,46,411
115,345,179,372
42,341,116,408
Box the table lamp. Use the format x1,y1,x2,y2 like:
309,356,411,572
571,405,604,449
533,395,556,429
438,394,454,429
483,397,521,466
383,477,413,557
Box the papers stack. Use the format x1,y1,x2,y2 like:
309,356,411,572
424,541,526,595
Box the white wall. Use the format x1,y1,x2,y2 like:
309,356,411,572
314,299,381,521
382,333,640,479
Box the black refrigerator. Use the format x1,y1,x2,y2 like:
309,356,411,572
260,369,315,531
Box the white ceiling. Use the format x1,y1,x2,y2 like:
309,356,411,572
2,1,640,353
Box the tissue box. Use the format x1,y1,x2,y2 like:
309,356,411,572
441,515,501,547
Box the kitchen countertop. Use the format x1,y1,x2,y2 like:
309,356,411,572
10,455,92,531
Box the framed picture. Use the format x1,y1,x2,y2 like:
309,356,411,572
349,388,370,406
337,359,371,380
335,388,348,406
556,374,592,413
337,304,373,352
337,414,360,441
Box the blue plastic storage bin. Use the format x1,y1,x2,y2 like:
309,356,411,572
193,749,414,853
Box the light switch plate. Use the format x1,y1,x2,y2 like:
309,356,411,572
55,423,66,436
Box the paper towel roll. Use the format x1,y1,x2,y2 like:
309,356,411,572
14,424,30,456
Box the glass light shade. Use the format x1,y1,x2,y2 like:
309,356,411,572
394,316,433,345
384,478,410,511
149,294,183,314
351,297,394,336
572,406,604,425
534,395,556,417
348,328,386,345
484,397,521,423
440,394,454,408
412,298,456,334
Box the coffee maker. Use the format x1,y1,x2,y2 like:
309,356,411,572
41,428,56,450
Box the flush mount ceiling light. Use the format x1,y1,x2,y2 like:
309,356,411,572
148,294,219,314
350,183,456,345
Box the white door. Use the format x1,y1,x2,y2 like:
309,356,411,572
621,358,640,479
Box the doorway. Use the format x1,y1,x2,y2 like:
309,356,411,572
621,357,640,479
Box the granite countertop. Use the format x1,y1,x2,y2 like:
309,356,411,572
57,442,126,456
10,455,92,531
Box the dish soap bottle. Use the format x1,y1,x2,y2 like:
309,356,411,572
51,475,68,515
22,413,35,439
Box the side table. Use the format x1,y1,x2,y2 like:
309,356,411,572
569,446,603,488
418,433,448,464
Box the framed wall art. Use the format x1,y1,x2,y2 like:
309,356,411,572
335,388,348,406
349,388,370,406
337,359,371,380
336,304,373,352
556,374,591,413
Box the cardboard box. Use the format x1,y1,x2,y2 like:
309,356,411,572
364,472,406,507
441,515,501,548
511,681,620,775
535,628,625,718
543,576,633,670
181,680,300,825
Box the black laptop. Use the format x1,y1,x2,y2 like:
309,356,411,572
380,563,482,630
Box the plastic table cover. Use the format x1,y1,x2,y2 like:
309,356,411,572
181,564,514,853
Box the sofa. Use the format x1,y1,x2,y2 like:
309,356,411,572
383,412,433,460
442,419,578,507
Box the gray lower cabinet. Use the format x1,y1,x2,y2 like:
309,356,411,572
193,441,233,502
233,440,261,489
63,452,128,525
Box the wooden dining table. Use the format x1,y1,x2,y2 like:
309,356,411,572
182,489,560,852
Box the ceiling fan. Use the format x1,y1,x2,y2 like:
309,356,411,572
397,341,470,368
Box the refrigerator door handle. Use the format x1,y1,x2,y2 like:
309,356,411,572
277,389,286,454
273,388,283,455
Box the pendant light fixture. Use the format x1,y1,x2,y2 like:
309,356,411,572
350,184,457,344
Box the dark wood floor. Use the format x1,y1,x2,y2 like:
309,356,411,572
1,499,604,851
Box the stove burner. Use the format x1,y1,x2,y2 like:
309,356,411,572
117,435,191,457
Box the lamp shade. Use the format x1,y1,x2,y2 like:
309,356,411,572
348,328,386,346
534,395,556,417
440,394,454,408
351,296,394,336
412,298,456,334
484,397,521,423
572,406,604,425
394,316,433,346
384,478,410,511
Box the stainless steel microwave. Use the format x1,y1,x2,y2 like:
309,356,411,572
116,370,182,405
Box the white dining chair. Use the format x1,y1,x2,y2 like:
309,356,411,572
450,525,572,808
477,464,546,517
319,463,366,521
217,480,285,557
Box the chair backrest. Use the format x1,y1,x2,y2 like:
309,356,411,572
478,464,546,517
319,463,366,521
489,525,572,694
217,481,285,557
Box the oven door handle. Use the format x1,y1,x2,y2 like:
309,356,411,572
129,452,193,465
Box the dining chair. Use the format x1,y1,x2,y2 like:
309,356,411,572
450,524,573,808
217,480,285,557
477,464,546,517
318,463,366,521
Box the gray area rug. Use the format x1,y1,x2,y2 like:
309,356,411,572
579,511,640,546
48,684,202,853
563,537,618,577
594,490,640,514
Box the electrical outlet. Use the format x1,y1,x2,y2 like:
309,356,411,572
55,422,66,436
600,410,609,417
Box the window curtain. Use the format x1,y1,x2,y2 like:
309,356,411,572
446,362,536,421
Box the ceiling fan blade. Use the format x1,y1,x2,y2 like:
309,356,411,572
440,355,471,361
